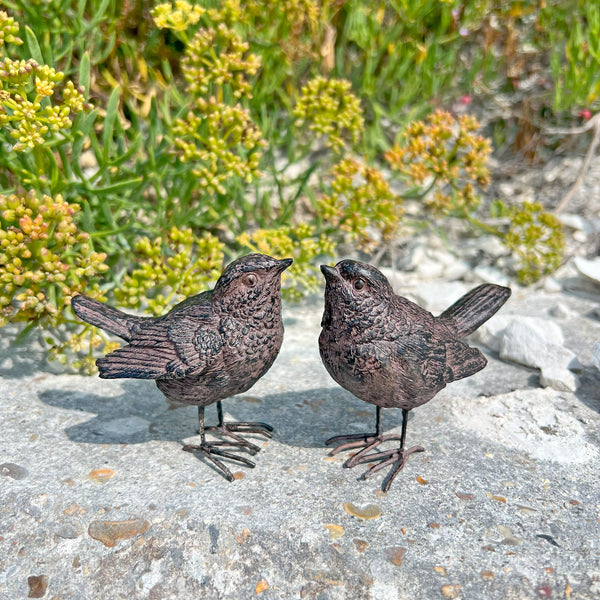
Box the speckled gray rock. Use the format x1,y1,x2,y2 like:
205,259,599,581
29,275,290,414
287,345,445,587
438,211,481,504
1,287,599,600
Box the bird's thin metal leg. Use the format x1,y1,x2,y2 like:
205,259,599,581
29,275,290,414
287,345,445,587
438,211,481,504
205,400,274,441
183,405,259,482
217,400,274,436
325,406,403,466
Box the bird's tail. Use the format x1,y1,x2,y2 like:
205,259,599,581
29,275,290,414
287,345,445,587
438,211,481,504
439,284,511,338
71,295,144,342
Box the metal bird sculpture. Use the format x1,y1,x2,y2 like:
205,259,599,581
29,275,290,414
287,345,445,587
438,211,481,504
319,259,511,491
72,253,293,481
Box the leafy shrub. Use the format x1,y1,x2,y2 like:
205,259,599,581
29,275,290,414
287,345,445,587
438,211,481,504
0,2,577,372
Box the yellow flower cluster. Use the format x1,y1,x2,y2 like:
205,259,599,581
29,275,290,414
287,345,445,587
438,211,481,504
293,77,364,152
183,23,261,99
0,11,21,47
318,157,404,250
114,227,225,315
151,0,205,31
0,14,88,152
238,222,334,300
0,192,108,326
385,110,491,216
503,201,565,284
173,98,266,195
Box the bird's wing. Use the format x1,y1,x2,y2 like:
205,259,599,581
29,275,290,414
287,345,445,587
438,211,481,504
96,305,222,380
443,340,487,382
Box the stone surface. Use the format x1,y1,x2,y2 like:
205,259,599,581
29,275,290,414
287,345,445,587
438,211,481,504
1,287,599,600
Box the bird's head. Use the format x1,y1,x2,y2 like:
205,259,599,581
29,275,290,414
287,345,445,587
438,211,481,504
320,259,394,327
213,253,293,314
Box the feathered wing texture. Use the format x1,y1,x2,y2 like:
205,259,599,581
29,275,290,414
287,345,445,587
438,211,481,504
71,295,147,342
443,341,487,381
438,284,511,338
96,305,222,380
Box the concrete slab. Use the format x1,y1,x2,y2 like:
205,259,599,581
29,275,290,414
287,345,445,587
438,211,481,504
1,289,599,599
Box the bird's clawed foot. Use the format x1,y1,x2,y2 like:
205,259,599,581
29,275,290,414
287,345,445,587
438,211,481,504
360,445,425,492
182,442,257,482
325,432,404,468
186,405,274,482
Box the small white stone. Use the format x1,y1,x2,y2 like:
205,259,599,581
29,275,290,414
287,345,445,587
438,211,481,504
573,256,600,286
558,213,590,232
470,314,512,353
549,302,572,319
498,318,576,370
543,277,562,293
411,281,470,313
592,342,600,371
539,367,577,392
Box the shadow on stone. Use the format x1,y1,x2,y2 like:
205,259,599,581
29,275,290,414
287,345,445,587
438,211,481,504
37,383,406,450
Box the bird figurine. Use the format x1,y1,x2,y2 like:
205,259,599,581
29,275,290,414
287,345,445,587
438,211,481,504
72,253,293,482
319,259,511,491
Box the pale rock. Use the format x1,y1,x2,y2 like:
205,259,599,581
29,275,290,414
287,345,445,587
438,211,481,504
592,342,600,372
539,367,577,392
543,277,562,293
573,256,600,286
558,213,591,233
498,317,577,371
472,265,511,286
403,243,469,280
549,302,572,319
469,314,512,353
411,281,470,314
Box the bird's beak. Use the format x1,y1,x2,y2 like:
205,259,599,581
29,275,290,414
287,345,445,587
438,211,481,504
275,257,293,273
320,264,339,282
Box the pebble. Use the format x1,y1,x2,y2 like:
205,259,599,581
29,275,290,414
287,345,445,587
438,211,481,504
499,317,577,371
558,213,591,232
385,547,406,566
539,366,578,392
573,257,600,286
1,462,28,480
592,342,600,372
343,502,382,520
549,302,572,319
27,575,48,599
88,518,149,547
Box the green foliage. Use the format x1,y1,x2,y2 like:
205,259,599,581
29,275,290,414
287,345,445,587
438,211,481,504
238,223,334,301
318,157,403,250
0,1,577,373
544,1,600,111
385,110,491,216
293,77,364,152
503,201,565,284
0,190,108,328
113,227,225,315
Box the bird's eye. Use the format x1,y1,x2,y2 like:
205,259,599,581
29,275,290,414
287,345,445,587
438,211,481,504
244,273,258,287
353,278,366,291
